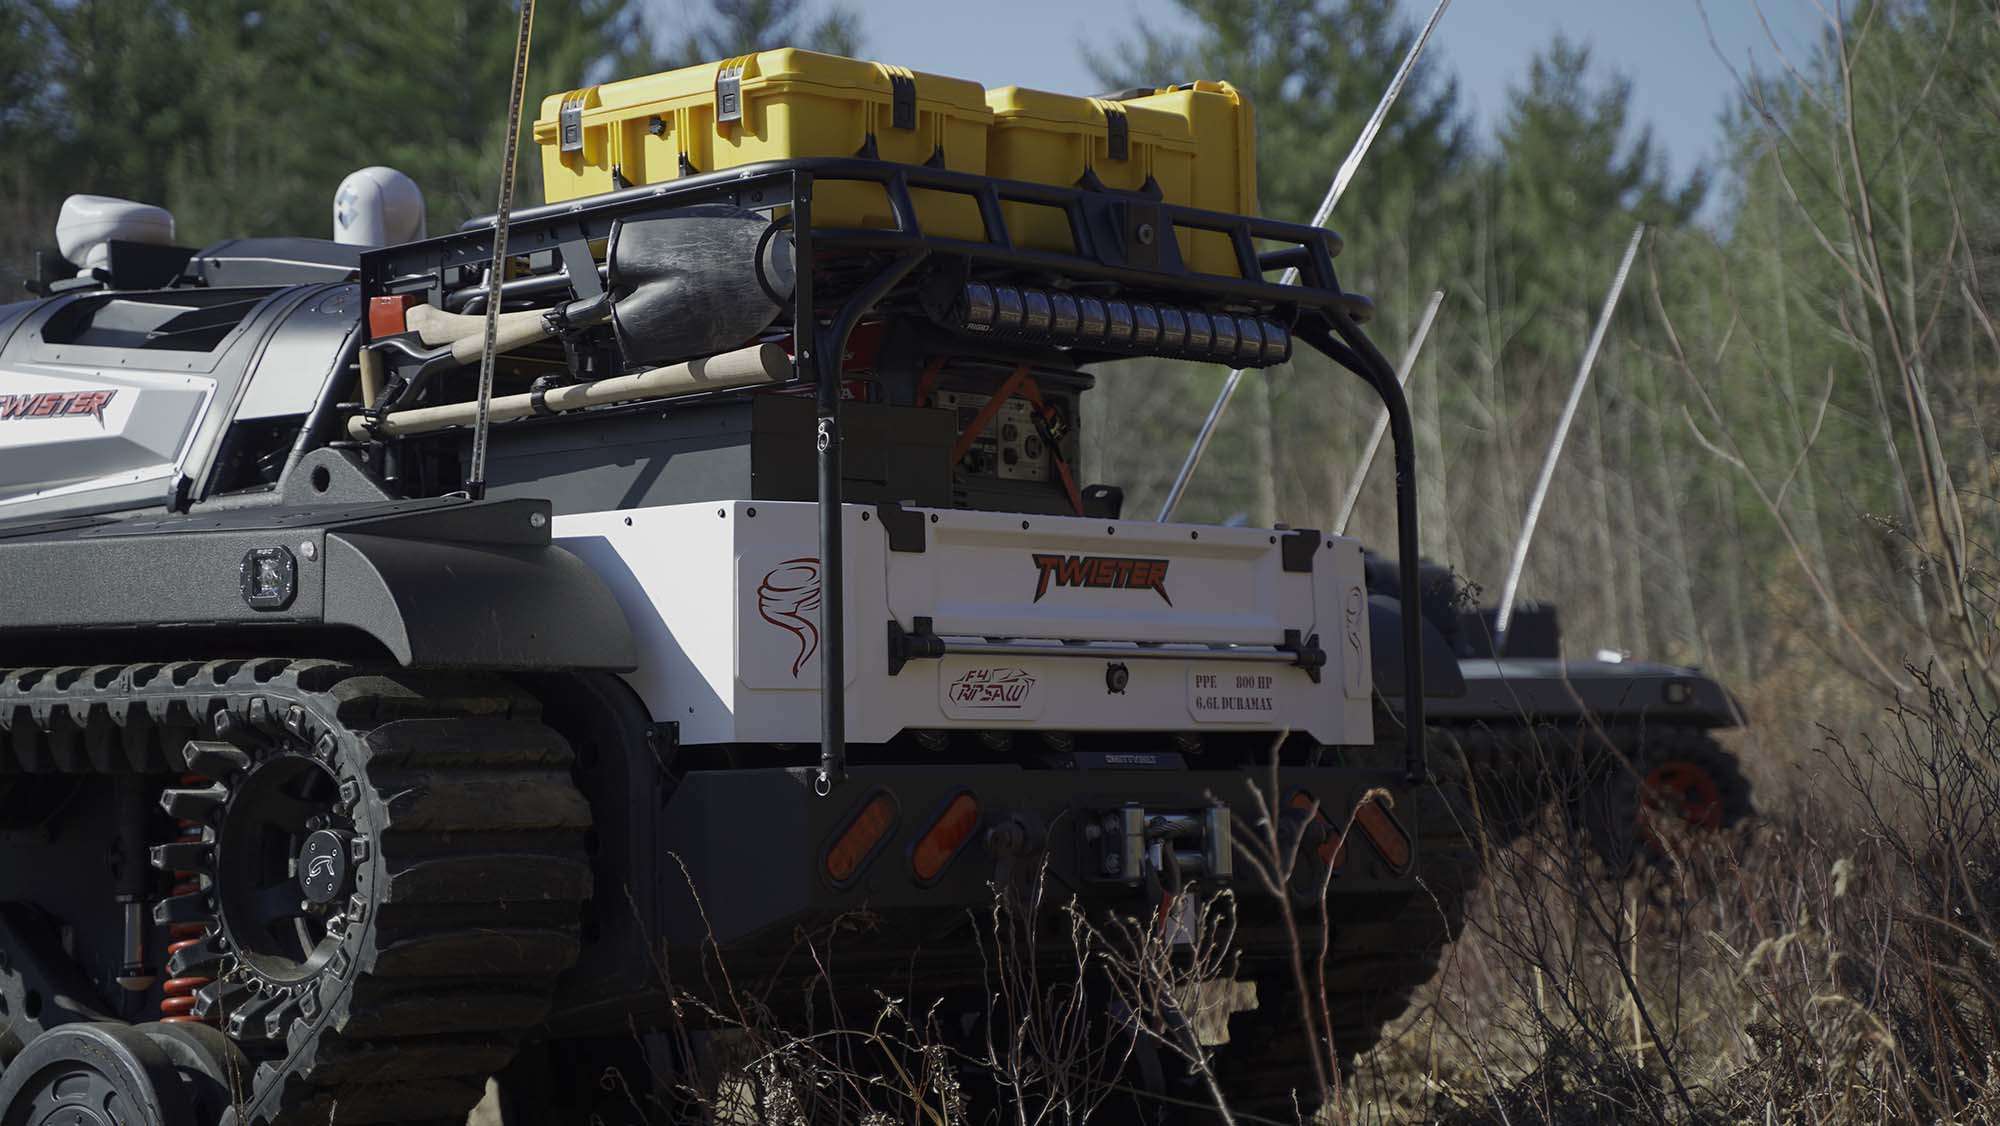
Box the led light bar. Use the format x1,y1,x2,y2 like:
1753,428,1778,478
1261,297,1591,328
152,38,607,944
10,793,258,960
954,283,1292,367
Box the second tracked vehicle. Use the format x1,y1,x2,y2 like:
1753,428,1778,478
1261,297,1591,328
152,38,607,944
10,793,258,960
1364,554,1753,868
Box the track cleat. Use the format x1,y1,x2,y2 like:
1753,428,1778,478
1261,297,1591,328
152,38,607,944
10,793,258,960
182,739,252,781
210,708,262,750
226,989,283,1042
265,990,304,1040
152,890,214,926
149,837,213,876
192,979,253,1024
165,930,229,978
159,782,229,821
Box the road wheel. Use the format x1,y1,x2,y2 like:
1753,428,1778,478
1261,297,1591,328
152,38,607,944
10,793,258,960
1583,727,1754,873
0,1023,196,1126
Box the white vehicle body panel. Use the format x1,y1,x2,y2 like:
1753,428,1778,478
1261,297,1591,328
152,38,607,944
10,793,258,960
0,363,213,505
556,502,1374,747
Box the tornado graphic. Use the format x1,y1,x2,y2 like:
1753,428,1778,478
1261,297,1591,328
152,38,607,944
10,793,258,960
757,557,822,678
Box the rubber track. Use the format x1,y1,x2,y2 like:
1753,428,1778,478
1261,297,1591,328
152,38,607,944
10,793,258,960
1202,723,1750,1118
1206,737,1482,1121
0,659,590,1126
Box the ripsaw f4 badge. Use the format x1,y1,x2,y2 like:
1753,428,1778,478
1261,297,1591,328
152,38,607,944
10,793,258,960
0,390,117,421
945,667,1037,710
1031,553,1172,605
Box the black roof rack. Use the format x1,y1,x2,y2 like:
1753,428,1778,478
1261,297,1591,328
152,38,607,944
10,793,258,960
384,157,1366,318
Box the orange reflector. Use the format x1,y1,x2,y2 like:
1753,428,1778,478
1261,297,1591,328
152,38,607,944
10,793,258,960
1354,798,1412,871
1321,832,1346,871
825,792,898,885
1290,791,1345,869
910,792,981,883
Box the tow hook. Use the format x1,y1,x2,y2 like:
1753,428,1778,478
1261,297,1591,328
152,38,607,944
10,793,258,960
1083,803,1233,886
985,813,1046,887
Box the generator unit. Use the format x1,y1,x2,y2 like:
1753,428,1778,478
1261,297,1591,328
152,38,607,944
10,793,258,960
0,49,1467,1126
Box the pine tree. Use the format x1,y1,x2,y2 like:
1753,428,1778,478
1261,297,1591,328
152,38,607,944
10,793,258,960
1083,0,1470,529
1490,36,1704,363
651,0,861,69
0,0,864,272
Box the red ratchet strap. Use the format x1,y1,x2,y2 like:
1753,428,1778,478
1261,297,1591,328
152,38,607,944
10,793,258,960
914,354,950,408
935,360,1085,515
946,363,1031,464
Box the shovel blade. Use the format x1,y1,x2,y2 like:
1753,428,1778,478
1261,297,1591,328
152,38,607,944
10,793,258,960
608,206,794,366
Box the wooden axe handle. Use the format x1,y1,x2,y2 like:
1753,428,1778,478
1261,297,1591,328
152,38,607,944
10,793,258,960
404,304,555,363
351,342,789,440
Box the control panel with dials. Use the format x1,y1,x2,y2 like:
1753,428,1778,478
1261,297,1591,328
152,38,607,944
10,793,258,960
934,389,1051,483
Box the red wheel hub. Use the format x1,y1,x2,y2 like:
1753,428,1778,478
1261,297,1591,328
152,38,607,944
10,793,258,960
1638,761,1725,831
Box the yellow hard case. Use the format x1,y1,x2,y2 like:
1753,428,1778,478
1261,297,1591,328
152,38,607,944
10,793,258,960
534,49,993,238
985,82,1257,276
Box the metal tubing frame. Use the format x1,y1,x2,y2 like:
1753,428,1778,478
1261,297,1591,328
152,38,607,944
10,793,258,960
277,318,365,487
428,158,1366,320
1298,313,1427,782
1333,289,1443,535
803,179,930,792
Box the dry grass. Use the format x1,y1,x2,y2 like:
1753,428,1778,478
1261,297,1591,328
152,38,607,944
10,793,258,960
1340,667,2000,1125
468,667,1999,1124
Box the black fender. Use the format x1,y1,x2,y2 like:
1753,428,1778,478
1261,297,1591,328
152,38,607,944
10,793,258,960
0,487,635,671
1430,657,1744,729
1367,594,1465,700
323,530,636,668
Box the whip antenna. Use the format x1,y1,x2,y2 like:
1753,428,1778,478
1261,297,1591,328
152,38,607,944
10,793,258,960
1158,0,1452,522
1494,223,1646,639
467,0,538,499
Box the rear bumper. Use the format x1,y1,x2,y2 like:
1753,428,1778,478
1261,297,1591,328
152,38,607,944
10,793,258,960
650,760,1420,951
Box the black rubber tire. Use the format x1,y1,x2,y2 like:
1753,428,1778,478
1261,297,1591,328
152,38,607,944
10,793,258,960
1579,726,1754,873
0,1022,197,1126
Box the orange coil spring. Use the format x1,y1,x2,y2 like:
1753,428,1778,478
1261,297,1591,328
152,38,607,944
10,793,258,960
160,774,216,1024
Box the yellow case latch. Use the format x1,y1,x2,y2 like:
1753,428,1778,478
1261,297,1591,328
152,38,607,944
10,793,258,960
558,90,589,154
716,59,748,125
889,72,917,130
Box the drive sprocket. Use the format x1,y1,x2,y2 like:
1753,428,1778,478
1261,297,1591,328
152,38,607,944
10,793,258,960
138,662,592,1126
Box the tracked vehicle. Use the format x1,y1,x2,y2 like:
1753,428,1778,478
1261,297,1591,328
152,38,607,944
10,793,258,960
1364,555,1752,865
0,52,1475,1126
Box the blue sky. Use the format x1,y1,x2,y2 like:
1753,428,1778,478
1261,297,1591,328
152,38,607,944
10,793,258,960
832,0,1823,198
